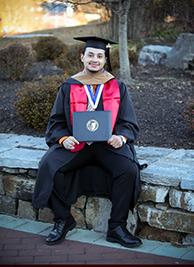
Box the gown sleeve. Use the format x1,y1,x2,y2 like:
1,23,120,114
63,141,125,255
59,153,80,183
113,81,139,144
45,83,71,147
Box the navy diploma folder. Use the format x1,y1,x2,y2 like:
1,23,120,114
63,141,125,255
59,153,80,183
73,111,112,142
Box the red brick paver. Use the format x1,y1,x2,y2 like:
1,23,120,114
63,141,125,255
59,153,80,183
0,227,193,265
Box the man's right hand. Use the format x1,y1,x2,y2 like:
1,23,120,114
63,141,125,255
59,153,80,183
62,136,79,150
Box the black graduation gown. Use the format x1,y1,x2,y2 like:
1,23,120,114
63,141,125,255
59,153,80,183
32,77,141,210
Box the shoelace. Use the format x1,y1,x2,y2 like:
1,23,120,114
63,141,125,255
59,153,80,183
53,221,65,233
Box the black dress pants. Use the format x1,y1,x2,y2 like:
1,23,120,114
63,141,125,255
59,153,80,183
49,142,138,229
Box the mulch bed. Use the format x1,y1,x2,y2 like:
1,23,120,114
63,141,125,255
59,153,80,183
0,64,193,149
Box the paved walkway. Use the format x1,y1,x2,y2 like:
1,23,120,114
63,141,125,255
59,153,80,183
0,214,194,265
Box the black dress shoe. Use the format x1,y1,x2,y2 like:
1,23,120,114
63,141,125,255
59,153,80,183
106,225,142,248
46,217,76,245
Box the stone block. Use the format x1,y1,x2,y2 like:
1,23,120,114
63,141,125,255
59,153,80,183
141,168,180,187
2,168,20,174
181,174,194,190
84,197,138,234
127,209,138,235
16,179,35,201
0,147,45,169
165,149,194,163
18,169,28,174
38,208,54,223
155,204,169,210
3,175,35,200
0,133,47,150
140,157,192,186
85,197,111,233
3,175,21,197
169,189,194,212
138,224,182,244
136,146,174,164
17,200,37,220
0,174,5,195
70,196,87,229
182,234,194,246
165,150,194,190
138,204,194,234
141,149,194,189
0,195,16,215
71,206,86,229
139,184,169,203
73,196,86,209
28,169,38,178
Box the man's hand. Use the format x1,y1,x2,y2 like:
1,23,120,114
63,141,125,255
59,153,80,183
107,135,124,149
62,136,79,150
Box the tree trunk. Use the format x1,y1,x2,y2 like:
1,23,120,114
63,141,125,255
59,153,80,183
108,11,118,41
128,0,150,39
118,0,131,84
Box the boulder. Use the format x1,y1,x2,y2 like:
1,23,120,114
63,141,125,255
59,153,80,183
22,60,64,81
164,33,194,69
138,45,172,66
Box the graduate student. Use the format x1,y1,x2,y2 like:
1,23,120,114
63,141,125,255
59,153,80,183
33,36,142,248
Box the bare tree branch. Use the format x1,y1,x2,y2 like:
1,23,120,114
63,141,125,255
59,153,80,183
67,0,92,5
56,0,93,6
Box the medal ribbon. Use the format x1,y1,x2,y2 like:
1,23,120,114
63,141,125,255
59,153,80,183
84,84,104,110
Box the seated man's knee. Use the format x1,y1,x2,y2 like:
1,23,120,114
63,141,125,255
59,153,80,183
124,161,138,179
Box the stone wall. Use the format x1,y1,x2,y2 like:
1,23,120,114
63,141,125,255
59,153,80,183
0,163,194,246
0,134,194,246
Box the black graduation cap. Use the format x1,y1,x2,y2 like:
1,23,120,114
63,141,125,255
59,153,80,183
73,36,117,71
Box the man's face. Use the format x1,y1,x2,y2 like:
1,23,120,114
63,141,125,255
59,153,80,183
81,47,106,73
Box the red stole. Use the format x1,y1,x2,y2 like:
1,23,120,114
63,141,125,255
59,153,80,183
70,79,120,152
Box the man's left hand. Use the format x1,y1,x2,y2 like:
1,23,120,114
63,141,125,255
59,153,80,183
107,135,124,149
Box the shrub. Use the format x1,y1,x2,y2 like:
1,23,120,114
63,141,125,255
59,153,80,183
128,49,139,65
109,47,119,74
33,37,67,61
149,23,182,42
183,100,194,131
0,43,32,80
54,44,84,76
16,74,67,131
